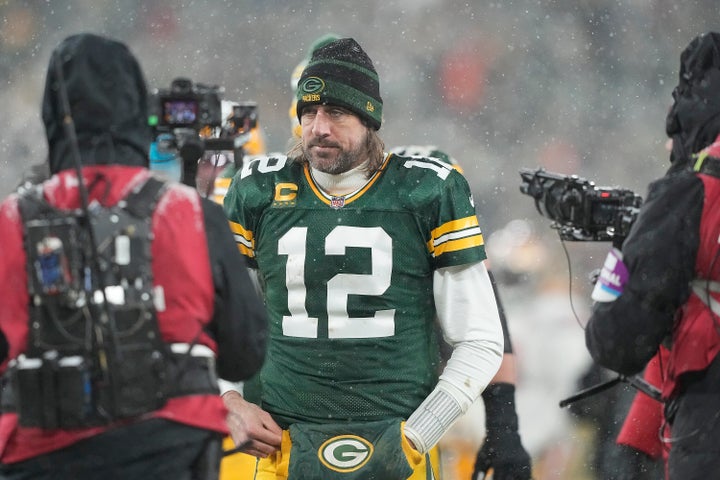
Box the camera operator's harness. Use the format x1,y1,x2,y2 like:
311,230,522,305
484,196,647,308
1,178,219,428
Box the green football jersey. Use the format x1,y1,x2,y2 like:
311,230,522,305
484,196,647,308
224,153,486,427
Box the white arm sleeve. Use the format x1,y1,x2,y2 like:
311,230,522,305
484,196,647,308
218,379,243,396
404,261,504,453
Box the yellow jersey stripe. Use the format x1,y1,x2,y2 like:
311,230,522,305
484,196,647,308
434,226,484,246
229,221,253,241
236,242,255,258
228,221,255,258
432,234,484,257
427,220,484,257
430,215,479,240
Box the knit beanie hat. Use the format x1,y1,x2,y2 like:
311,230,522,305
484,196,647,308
290,33,341,139
296,38,383,130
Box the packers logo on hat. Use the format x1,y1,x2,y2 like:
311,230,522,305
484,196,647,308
296,38,383,130
318,434,374,472
300,77,325,102
300,76,325,93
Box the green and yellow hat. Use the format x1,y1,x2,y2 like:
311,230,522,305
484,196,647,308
296,38,383,130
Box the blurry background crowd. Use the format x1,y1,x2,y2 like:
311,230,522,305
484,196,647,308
0,0,716,478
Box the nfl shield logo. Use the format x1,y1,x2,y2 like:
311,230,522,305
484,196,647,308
330,196,345,209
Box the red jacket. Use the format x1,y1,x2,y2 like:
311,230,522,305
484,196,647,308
663,163,720,397
0,166,256,463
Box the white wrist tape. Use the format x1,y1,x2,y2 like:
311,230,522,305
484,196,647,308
404,382,463,454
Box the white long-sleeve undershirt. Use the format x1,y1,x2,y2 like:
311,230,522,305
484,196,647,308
404,261,504,453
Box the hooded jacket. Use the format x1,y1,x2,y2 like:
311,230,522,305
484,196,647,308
42,33,151,173
0,34,268,464
666,32,720,172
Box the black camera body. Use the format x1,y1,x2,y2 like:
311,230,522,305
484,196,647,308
148,78,260,189
519,168,642,242
149,77,223,130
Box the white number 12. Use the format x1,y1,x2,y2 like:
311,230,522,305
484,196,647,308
277,226,395,339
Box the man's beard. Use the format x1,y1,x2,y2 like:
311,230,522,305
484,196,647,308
303,137,366,175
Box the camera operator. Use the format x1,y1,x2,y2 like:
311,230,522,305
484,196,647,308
0,33,268,479
585,31,720,480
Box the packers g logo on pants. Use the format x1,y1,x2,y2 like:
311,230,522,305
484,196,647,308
258,420,430,479
318,435,374,473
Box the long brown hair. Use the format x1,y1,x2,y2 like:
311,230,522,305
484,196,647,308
287,128,385,178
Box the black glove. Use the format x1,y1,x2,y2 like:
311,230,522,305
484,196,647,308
472,383,532,480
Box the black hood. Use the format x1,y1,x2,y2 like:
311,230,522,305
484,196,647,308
42,33,151,174
666,31,720,172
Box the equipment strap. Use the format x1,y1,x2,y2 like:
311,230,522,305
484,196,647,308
694,153,720,178
16,174,167,220
122,176,167,218
691,279,720,315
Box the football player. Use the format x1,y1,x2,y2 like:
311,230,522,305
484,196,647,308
221,37,504,479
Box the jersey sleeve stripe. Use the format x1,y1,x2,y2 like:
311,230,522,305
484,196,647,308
431,233,484,257
228,220,255,258
235,235,255,258
430,215,479,239
427,217,484,258
435,226,484,246
228,220,253,241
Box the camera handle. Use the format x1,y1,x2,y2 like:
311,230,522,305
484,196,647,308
559,372,662,408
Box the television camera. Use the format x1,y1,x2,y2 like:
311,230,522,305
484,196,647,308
148,77,259,187
519,167,642,245
519,168,663,405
